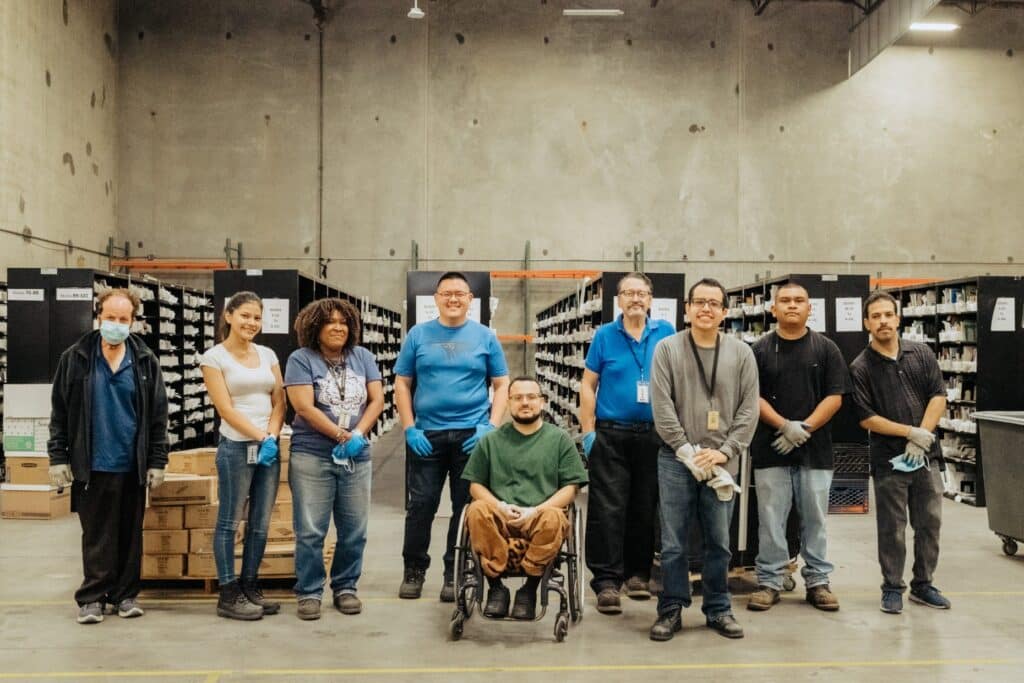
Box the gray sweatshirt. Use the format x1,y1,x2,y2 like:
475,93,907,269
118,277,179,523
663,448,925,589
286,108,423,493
651,331,760,477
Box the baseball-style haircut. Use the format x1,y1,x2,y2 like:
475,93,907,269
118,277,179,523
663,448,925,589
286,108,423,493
435,271,471,291
687,277,727,304
775,280,809,298
294,297,362,353
96,288,141,320
508,375,544,398
617,272,653,294
863,289,899,318
219,290,262,341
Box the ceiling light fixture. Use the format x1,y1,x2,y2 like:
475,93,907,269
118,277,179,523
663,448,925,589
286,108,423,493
408,1,424,19
563,9,625,17
908,22,960,32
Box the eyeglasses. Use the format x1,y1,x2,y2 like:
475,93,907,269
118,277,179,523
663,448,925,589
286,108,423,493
436,291,471,300
689,298,724,310
510,393,543,402
618,290,651,299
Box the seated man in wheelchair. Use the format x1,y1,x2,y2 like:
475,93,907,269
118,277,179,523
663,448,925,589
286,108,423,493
460,376,588,620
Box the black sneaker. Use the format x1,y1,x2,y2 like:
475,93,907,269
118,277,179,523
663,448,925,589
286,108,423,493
439,580,455,603
909,585,951,610
241,578,280,616
399,568,426,599
510,585,537,620
649,609,682,641
706,613,744,639
483,584,511,618
880,589,903,614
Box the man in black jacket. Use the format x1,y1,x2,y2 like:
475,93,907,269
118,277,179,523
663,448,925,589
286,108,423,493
48,288,169,624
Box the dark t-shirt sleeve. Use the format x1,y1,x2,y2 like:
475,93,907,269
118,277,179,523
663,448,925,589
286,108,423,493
823,339,853,396
460,440,491,486
556,432,589,489
849,360,877,422
923,350,946,398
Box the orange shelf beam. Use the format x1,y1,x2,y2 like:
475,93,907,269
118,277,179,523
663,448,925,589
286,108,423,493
490,269,601,280
111,259,231,271
871,277,941,289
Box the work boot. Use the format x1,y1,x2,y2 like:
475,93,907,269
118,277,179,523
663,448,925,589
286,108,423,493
747,586,781,611
707,613,745,639
649,609,682,642
805,585,840,612
216,580,263,621
624,576,652,600
297,597,322,621
596,587,622,614
399,568,426,599
333,591,362,615
483,584,510,618
241,577,280,615
510,585,537,620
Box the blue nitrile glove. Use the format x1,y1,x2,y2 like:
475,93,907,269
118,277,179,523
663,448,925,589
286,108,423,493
257,436,279,467
405,426,433,457
581,431,596,458
890,453,926,473
331,442,353,465
342,430,368,459
461,422,495,454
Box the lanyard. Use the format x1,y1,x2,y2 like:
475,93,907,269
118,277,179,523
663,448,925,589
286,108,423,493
623,324,651,377
687,331,720,402
325,353,348,403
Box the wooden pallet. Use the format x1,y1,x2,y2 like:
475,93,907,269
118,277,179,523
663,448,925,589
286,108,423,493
140,575,295,595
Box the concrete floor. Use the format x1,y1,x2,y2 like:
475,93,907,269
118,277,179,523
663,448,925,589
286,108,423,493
1,429,1021,683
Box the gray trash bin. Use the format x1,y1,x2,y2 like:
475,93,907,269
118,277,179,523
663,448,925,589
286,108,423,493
973,411,1024,556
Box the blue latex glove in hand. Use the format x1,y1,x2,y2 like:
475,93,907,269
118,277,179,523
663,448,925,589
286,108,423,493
890,452,927,473
257,436,279,467
342,431,368,459
331,442,351,464
581,431,596,458
405,427,433,457
461,423,495,454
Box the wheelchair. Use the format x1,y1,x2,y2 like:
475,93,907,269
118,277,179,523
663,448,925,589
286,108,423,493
448,502,584,642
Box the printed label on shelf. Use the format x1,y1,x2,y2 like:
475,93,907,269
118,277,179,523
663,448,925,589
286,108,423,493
835,297,862,332
262,298,290,334
245,269,263,276
808,298,827,332
991,297,1015,332
40,268,58,275
8,288,44,301
56,287,93,301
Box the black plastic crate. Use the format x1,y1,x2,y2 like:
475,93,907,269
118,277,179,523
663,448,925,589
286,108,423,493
829,477,869,514
832,443,870,478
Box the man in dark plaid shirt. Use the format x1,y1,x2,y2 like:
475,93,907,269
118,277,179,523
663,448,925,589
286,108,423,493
850,290,950,615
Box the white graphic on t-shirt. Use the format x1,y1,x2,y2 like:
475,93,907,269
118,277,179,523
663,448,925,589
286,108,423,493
314,370,367,429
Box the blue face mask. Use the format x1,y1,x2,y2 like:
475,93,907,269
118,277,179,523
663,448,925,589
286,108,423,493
890,454,926,473
99,320,131,345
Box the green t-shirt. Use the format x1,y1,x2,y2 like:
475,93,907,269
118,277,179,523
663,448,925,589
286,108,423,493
461,422,588,507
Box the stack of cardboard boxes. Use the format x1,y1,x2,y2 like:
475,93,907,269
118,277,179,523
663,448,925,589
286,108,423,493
142,435,298,581
1,385,70,520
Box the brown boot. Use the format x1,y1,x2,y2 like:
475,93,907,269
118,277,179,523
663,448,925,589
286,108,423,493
806,585,840,611
747,586,780,611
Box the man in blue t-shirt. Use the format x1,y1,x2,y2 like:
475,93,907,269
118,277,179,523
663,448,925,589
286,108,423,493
580,272,675,614
395,272,510,602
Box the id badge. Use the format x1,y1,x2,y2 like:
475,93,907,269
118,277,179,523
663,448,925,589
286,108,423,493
246,443,259,465
707,410,720,431
636,381,650,404
337,410,354,430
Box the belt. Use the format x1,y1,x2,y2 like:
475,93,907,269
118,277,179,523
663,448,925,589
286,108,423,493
596,420,653,433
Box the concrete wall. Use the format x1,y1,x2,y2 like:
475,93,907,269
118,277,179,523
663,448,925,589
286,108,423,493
112,0,1024,370
0,0,118,277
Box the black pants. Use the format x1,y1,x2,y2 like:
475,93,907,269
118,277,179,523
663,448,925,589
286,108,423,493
402,428,474,580
74,471,146,606
585,425,661,593
873,466,943,593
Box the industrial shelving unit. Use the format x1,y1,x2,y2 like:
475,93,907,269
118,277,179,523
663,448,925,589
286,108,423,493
0,282,7,481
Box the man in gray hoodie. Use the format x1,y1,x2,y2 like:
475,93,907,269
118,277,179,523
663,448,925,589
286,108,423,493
649,277,759,641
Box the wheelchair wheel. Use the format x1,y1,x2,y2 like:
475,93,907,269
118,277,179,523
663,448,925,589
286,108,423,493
566,505,584,623
553,613,569,643
449,610,465,641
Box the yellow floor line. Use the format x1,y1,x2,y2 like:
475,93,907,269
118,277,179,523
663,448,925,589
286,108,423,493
0,658,1018,679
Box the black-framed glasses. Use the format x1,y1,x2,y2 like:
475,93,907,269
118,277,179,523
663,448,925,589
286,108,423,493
436,291,471,300
618,289,651,299
689,298,724,310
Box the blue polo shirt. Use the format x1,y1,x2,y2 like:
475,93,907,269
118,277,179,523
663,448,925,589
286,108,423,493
585,316,675,423
91,341,138,473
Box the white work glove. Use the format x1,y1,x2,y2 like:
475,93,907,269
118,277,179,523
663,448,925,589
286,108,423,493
146,468,166,488
706,468,742,502
772,421,811,455
904,442,927,467
49,464,72,488
907,426,935,451
675,443,712,482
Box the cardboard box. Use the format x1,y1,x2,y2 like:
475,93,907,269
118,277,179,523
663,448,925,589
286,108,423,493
279,435,290,462
4,453,50,485
279,459,288,482
185,503,220,529
0,484,71,520
149,474,217,506
143,530,189,555
142,554,186,579
189,524,245,554
167,448,218,476
270,501,293,524
186,553,223,578
143,505,184,530
274,483,292,504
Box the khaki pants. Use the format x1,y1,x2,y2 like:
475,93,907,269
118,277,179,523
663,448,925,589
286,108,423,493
465,499,569,578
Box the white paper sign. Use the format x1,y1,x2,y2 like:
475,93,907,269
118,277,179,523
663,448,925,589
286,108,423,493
613,298,678,328
991,297,1015,332
262,298,290,334
245,269,263,276
415,295,481,324
56,287,93,301
808,298,827,332
8,288,44,301
835,297,862,332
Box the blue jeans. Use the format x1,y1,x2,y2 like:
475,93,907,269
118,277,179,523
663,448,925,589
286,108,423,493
401,428,474,579
289,450,371,600
754,466,834,591
214,437,281,584
657,449,735,618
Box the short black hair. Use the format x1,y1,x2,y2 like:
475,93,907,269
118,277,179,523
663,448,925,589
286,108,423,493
864,289,899,318
436,271,471,291
617,272,653,294
508,375,543,397
687,277,727,304
775,280,809,298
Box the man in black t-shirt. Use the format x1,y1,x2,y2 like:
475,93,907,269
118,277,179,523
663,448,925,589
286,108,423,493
748,282,852,613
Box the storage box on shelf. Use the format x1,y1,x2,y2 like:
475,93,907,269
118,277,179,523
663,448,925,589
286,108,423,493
886,276,1024,507
0,281,7,481
213,270,402,440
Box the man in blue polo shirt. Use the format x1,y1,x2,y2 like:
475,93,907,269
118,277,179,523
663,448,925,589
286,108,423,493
394,272,510,602
580,272,675,614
